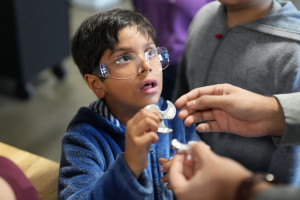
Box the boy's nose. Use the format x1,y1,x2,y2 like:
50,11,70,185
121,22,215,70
138,57,152,74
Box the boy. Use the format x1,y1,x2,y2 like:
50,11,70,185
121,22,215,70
132,0,213,100
58,9,199,199
174,0,300,185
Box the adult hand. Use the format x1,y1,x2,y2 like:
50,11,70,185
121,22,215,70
169,142,252,200
175,84,284,137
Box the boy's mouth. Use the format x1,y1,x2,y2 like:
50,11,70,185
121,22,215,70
139,79,158,93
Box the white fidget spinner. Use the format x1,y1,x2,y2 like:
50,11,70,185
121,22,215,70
172,139,210,154
145,100,176,134
171,139,191,153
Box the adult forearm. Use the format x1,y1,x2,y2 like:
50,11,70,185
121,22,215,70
253,185,300,200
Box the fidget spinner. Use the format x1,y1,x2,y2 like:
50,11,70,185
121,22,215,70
145,100,176,134
171,139,191,153
172,139,210,153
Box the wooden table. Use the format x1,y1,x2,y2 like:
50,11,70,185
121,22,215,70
0,142,59,200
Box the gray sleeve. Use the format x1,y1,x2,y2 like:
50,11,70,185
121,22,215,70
272,93,300,146
254,185,300,200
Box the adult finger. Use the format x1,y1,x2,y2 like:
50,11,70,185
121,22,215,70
189,142,212,164
175,86,221,108
169,154,187,188
184,110,215,126
187,95,229,112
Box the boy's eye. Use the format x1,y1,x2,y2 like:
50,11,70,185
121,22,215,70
147,48,157,57
115,54,133,64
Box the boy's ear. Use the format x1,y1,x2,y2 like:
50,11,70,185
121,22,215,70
84,74,105,98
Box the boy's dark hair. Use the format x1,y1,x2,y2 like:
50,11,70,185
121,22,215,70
71,8,158,76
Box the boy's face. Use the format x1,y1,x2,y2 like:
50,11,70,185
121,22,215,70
98,26,162,116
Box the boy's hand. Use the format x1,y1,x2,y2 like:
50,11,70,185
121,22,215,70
124,109,160,178
159,157,172,190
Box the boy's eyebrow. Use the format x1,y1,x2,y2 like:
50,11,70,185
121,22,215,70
110,47,131,56
110,42,156,56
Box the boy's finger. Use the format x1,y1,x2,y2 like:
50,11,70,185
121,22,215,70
165,183,172,190
158,157,168,166
130,109,161,125
160,159,172,173
140,131,159,144
131,118,159,136
160,172,169,183
141,108,162,119
163,159,172,171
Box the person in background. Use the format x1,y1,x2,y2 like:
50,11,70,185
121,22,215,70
132,0,213,101
173,0,300,185
58,8,199,200
169,83,300,200
0,156,40,200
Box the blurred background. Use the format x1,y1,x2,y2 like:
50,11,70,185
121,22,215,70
0,0,299,163
0,0,132,162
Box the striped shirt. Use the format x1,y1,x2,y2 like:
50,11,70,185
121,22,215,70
89,99,121,127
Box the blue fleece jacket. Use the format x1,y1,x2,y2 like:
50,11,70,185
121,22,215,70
58,98,199,200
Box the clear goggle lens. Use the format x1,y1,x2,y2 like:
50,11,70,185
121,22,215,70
92,47,169,79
